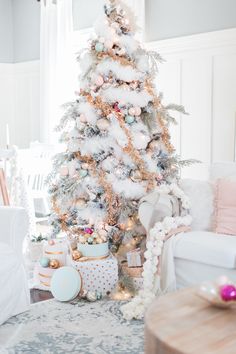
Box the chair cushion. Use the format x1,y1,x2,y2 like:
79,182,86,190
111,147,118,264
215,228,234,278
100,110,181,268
174,231,236,269
214,178,236,236
180,179,214,231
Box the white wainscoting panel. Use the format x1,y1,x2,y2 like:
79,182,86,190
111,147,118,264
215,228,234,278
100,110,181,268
147,28,236,179
0,64,15,148
0,61,40,149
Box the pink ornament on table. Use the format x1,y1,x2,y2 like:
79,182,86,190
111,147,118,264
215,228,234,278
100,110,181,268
84,228,93,235
134,107,142,116
95,75,104,86
220,285,236,302
80,114,87,123
60,166,69,177
128,107,136,116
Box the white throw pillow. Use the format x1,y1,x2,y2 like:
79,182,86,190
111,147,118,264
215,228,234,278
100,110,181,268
180,179,214,231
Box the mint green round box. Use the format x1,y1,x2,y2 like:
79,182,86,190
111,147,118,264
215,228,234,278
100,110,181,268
77,242,109,257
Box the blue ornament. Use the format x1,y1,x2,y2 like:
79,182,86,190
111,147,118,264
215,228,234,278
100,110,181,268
80,169,88,178
125,115,135,124
40,257,50,268
95,42,104,52
87,237,94,244
96,291,102,300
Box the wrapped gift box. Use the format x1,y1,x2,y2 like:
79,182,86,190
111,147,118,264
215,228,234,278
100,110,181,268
127,248,142,268
33,263,56,291
68,254,118,295
43,240,68,266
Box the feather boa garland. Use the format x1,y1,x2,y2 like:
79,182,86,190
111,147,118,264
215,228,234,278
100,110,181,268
121,183,192,320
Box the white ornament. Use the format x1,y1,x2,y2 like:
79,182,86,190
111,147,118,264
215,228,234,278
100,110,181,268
104,40,114,49
80,114,87,123
96,118,110,131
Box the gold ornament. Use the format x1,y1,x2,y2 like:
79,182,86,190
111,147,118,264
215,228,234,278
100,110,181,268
130,170,142,182
75,198,86,208
96,237,103,244
72,250,82,261
49,259,60,269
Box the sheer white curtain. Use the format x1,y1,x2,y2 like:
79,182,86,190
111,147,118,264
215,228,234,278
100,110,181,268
40,0,76,144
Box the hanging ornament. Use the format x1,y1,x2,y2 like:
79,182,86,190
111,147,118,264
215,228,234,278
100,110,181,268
87,237,94,244
125,115,135,124
75,198,86,209
104,39,114,49
134,107,142,116
60,166,69,177
79,114,87,123
149,140,159,150
128,107,136,116
79,169,88,178
84,228,93,234
97,118,110,131
95,42,104,52
130,170,142,182
113,102,121,112
95,75,104,86
49,259,60,269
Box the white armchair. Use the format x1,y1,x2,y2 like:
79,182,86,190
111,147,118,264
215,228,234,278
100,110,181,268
0,207,30,325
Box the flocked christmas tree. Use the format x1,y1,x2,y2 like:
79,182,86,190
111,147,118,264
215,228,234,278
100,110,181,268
48,0,188,259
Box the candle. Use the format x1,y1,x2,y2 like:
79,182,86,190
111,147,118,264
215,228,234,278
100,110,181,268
6,124,9,149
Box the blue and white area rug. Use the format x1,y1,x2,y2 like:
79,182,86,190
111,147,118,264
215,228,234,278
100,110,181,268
0,300,144,354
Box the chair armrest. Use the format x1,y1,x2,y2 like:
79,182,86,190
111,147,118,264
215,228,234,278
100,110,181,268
0,207,28,258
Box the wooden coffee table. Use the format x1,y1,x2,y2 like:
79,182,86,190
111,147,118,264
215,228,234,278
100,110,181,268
145,287,236,354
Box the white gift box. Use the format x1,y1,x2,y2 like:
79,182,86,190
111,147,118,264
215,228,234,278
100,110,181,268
127,249,142,268
43,240,68,266
68,254,118,295
33,263,56,291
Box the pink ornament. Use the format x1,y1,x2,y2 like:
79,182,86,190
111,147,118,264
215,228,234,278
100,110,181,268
84,228,93,235
113,102,121,112
128,107,136,116
95,75,104,86
80,114,87,123
48,239,55,246
104,40,113,49
220,285,236,301
134,107,142,116
60,166,69,177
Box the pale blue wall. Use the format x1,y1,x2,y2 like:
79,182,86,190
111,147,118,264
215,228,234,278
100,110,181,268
1,0,236,63
146,0,236,41
12,0,40,63
0,0,14,63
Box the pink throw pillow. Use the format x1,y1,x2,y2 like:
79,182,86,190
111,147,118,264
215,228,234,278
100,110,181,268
215,178,236,235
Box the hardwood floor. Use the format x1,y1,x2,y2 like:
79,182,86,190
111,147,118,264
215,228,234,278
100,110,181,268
30,289,53,304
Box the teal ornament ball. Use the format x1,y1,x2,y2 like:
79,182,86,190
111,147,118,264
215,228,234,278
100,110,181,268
95,42,104,52
87,237,94,244
40,257,50,268
80,169,88,178
125,115,135,124
96,291,102,300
